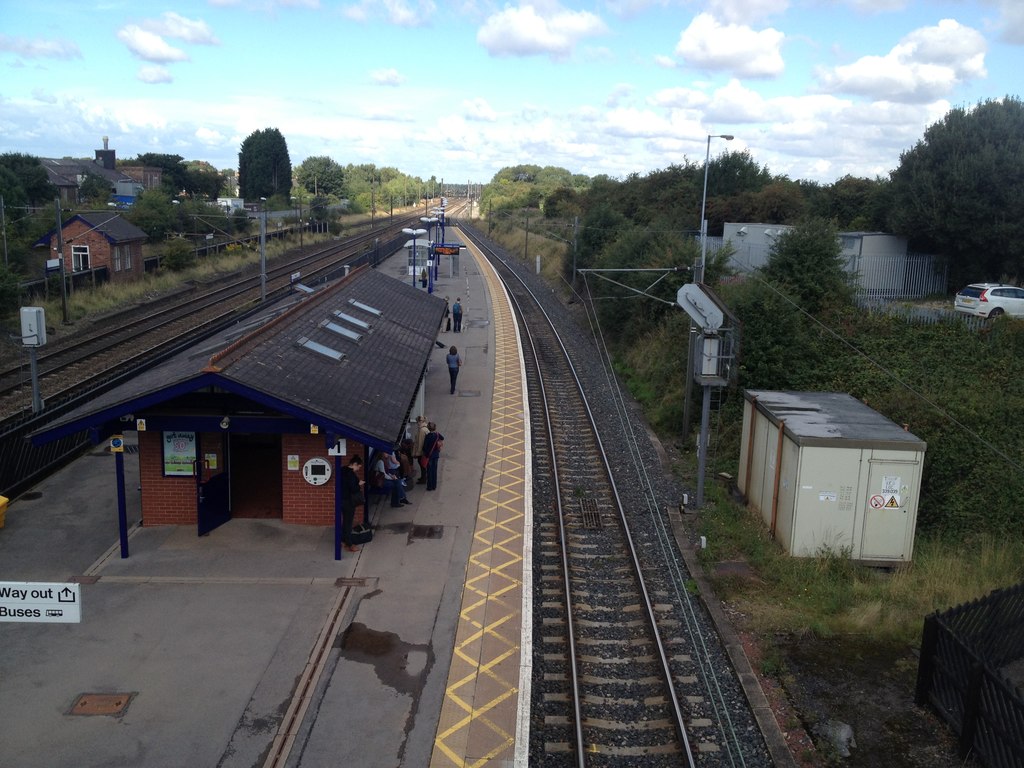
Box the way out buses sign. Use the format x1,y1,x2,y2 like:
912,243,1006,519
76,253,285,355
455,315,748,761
0,581,81,623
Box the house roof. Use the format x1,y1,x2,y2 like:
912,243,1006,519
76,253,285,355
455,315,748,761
31,266,448,451
35,212,149,247
38,157,134,189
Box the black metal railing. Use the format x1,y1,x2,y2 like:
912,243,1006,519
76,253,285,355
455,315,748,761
916,581,1024,766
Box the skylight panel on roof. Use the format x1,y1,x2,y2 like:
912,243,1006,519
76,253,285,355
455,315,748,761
297,336,345,361
348,299,382,316
322,320,362,342
332,310,370,330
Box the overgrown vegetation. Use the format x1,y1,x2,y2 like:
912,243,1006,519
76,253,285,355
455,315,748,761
480,172,1024,643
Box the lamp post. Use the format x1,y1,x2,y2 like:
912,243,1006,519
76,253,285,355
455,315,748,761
259,197,267,302
402,227,427,288
684,133,734,443
421,216,439,291
697,133,733,282
292,195,303,250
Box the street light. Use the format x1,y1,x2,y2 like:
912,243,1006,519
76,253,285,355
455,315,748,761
402,227,427,287
697,133,734,282
684,134,734,445
292,195,303,250
259,197,267,302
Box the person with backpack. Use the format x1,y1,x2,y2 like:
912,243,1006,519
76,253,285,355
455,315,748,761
452,297,463,332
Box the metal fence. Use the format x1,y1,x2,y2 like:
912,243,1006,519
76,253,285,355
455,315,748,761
706,236,949,300
915,581,1024,766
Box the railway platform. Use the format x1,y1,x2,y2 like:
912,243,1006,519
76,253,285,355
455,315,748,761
0,236,530,767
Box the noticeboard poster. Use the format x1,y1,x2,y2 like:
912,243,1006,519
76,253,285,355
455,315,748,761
163,431,196,476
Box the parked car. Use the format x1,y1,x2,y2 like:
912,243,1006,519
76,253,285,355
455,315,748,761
954,283,1024,318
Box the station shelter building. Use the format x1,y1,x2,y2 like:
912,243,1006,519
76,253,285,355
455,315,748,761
31,265,448,559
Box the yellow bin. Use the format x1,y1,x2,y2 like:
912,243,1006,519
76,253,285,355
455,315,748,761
0,495,7,528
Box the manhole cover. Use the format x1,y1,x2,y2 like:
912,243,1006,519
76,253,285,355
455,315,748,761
69,692,135,716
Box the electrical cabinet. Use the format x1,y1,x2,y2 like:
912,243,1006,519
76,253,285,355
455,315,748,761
738,390,926,564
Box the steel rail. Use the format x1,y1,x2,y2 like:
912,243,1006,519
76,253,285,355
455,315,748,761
463,224,696,767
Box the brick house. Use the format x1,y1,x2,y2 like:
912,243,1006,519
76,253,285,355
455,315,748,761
38,212,148,284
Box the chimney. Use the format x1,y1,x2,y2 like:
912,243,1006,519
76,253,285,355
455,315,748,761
95,137,115,170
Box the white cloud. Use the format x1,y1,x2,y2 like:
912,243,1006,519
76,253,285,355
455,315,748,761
675,13,785,77
463,97,498,122
817,19,987,102
992,0,1024,44
195,126,225,145
137,65,173,84
653,53,675,68
477,4,608,59
606,83,634,107
0,34,81,59
371,68,405,86
117,26,189,63
142,12,220,45
648,86,708,110
342,0,436,26
844,0,908,11
705,0,790,25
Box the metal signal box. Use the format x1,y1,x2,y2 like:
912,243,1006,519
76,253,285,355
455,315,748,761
738,390,926,564
20,307,46,347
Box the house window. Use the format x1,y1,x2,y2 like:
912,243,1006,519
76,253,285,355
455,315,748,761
72,244,90,272
112,244,131,272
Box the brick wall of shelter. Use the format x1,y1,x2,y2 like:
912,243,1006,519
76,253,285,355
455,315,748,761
281,434,368,526
139,430,196,525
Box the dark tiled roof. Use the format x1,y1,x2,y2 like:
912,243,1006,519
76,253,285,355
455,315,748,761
32,266,448,451
34,212,148,247
39,157,133,188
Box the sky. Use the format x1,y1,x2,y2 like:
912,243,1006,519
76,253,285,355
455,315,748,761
1,0,1021,187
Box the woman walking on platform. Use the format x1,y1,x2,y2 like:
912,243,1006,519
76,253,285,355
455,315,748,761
446,346,463,395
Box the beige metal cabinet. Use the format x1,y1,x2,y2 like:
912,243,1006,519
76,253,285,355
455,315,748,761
737,390,926,563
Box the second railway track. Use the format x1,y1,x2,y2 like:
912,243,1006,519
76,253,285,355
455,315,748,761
462,222,773,767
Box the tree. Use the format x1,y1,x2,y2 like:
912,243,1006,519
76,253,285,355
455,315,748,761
888,97,1024,287
761,217,853,314
0,153,54,204
295,156,345,197
79,172,112,206
184,161,224,200
124,189,176,241
238,128,292,200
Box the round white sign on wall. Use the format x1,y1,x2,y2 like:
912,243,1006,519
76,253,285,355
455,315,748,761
302,457,332,486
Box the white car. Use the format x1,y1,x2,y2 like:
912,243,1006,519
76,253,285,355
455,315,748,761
954,283,1024,318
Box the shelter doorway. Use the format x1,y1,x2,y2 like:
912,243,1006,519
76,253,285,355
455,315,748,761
196,432,230,536
229,433,283,519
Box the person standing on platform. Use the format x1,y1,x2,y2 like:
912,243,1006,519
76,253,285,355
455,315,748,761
452,297,463,333
341,455,365,553
444,297,451,332
422,422,445,491
413,416,428,484
446,345,463,395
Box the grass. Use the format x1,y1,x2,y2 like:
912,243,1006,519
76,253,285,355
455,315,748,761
482,214,1024,649
696,479,1024,644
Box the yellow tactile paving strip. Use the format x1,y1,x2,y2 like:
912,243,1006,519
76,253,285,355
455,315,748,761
430,246,532,768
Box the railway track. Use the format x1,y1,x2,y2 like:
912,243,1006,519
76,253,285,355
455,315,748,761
462,224,770,767
0,213,427,419
0,205,464,497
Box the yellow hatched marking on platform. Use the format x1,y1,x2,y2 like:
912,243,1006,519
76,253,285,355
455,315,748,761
431,251,527,768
